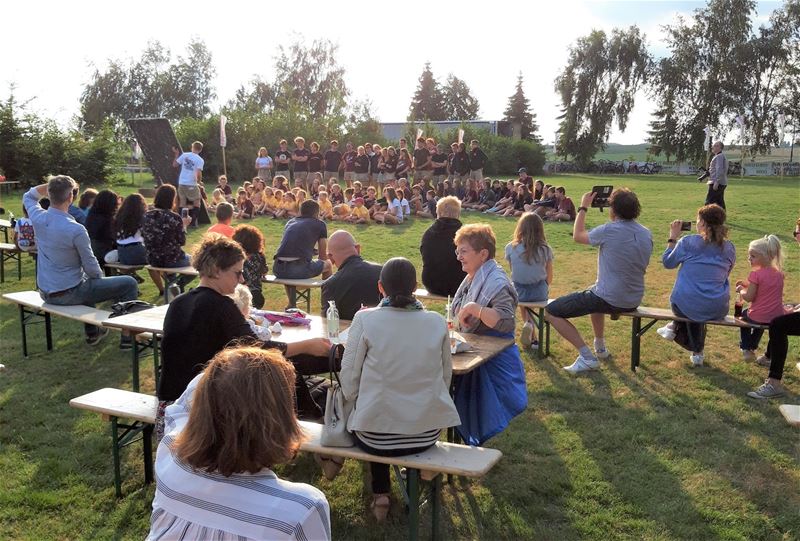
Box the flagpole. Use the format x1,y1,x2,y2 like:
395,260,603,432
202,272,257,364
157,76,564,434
222,147,227,177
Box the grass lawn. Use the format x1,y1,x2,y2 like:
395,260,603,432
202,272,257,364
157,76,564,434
1,173,799,540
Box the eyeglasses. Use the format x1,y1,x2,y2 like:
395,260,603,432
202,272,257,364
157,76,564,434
455,248,474,257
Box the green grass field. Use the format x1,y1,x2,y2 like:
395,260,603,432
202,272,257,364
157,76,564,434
1,173,799,540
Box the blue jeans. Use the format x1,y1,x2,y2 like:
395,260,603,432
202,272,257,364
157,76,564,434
739,308,766,351
161,253,194,290
118,243,147,265
41,276,138,337
514,280,549,303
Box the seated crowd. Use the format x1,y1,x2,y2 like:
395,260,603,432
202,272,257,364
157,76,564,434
16,172,798,538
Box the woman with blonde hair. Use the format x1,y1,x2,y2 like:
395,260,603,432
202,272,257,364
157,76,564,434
255,146,273,182
148,346,330,540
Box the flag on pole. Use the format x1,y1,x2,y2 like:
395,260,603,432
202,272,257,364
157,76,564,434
133,141,142,160
553,132,559,156
735,115,745,145
458,129,464,145
416,128,423,140
703,127,712,150
777,114,785,146
220,114,228,148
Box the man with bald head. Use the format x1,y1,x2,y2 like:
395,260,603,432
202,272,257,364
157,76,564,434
321,230,383,321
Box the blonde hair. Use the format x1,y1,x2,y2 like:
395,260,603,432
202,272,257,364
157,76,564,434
436,196,461,219
513,212,549,264
749,235,783,271
229,284,253,315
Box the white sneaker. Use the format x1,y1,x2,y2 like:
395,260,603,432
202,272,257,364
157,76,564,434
690,353,704,367
740,349,756,362
595,348,611,360
656,324,676,341
563,355,600,375
520,321,534,348
747,379,784,399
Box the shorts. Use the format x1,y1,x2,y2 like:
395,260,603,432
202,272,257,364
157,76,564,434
545,289,633,319
514,280,549,303
469,169,483,181
257,169,272,182
178,184,201,206
376,173,387,184
416,170,433,181
323,171,339,182
275,168,290,179
294,171,309,184
343,171,356,182
273,258,325,279
355,173,369,183
433,174,447,185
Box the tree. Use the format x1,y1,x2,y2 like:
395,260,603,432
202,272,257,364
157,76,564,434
442,75,480,120
555,27,651,165
166,39,217,120
408,62,446,121
648,0,756,162
503,73,539,141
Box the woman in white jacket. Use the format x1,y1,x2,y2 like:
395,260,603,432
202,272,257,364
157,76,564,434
338,257,461,521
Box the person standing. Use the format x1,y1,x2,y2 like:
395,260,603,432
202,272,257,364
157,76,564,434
468,139,488,185
705,141,728,209
413,136,432,186
341,142,357,188
292,136,310,189
323,140,342,183
255,147,273,183
308,142,324,182
274,139,292,184
172,141,204,228
23,177,138,346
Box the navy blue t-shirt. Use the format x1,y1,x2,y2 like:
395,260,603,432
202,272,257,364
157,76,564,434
274,216,328,261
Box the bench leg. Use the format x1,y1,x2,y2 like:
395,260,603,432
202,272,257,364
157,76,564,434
16,252,21,280
143,424,154,485
19,305,28,357
153,335,161,389
631,317,641,372
298,288,311,313
407,468,420,541
1,252,4,283
431,474,442,541
286,286,298,309
131,340,140,392
45,313,52,351
111,416,122,498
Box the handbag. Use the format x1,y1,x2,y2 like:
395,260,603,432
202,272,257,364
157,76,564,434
108,300,155,318
321,344,354,447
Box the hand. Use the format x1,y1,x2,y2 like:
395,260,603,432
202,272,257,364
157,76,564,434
712,182,719,191
669,220,683,240
182,216,192,227
172,146,179,156
303,337,333,357
580,192,596,209
457,302,481,327
735,279,744,288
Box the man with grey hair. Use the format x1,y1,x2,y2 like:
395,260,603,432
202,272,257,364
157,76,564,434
420,195,466,297
320,230,382,321
704,141,728,210
23,176,138,346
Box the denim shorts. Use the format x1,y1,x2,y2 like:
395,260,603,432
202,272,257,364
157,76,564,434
514,280,549,303
273,258,325,279
545,289,633,318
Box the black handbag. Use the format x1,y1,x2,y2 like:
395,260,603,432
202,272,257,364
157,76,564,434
108,300,155,318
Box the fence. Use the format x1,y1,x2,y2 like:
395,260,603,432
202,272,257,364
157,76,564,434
544,160,799,177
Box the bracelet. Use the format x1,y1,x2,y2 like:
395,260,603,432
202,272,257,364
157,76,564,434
478,306,483,320
667,238,676,244
577,206,588,213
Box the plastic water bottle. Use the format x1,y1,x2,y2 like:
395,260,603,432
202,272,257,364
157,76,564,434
446,296,456,354
734,292,744,318
326,301,340,344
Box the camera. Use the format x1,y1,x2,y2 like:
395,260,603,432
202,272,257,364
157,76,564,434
591,185,613,210
680,221,692,231
697,167,710,182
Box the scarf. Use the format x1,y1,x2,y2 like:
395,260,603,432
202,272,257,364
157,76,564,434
451,259,517,333
378,296,425,311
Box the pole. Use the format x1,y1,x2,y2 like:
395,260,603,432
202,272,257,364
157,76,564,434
222,147,227,177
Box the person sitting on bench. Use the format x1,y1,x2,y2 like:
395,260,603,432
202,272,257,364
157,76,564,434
23,176,138,347
149,346,331,540
545,189,653,374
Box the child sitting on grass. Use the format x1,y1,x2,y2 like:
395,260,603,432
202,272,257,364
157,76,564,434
317,190,334,220
235,188,254,219
544,187,576,222
346,197,370,224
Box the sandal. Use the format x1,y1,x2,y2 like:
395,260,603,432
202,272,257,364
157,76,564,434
314,454,344,481
371,493,390,522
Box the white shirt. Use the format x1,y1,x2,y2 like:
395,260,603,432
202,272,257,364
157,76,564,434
176,152,204,186
387,199,403,222
148,374,331,541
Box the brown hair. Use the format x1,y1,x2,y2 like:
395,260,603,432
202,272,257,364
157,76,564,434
153,184,177,211
513,212,549,264
697,204,728,246
192,234,245,278
215,202,234,222
454,223,496,260
232,224,265,255
609,188,641,220
173,347,304,476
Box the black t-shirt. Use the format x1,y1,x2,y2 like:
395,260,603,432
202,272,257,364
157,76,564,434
292,148,310,172
396,158,409,177
383,156,397,174
354,155,370,174
274,216,328,261
432,153,448,175
369,153,381,174
469,147,488,171
159,287,287,401
514,194,533,211
215,183,232,195
413,148,431,170
308,152,323,172
343,151,357,172
275,150,291,171
324,150,342,172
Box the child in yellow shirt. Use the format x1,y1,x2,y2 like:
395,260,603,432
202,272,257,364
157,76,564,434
346,197,370,224
318,190,333,220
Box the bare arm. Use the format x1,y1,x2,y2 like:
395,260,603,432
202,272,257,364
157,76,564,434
572,192,595,245
318,237,328,261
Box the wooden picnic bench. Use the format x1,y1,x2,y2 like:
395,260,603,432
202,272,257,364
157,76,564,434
263,274,324,311
618,306,770,372
104,262,145,276
144,265,198,303
414,288,553,360
0,242,22,282
779,405,800,427
69,387,503,540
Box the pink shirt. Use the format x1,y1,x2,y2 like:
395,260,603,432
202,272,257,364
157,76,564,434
207,222,235,238
747,267,784,323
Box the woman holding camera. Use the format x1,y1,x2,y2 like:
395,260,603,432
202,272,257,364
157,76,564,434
657,204,736,367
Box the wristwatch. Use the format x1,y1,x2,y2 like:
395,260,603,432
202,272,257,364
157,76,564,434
577,206,588,213
667,238,676,244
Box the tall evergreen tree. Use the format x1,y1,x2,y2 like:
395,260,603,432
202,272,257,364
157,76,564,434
408,62,446,121
503,73,539,141
442,74,480,120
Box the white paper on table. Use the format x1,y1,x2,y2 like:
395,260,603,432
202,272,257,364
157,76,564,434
337,327,349,344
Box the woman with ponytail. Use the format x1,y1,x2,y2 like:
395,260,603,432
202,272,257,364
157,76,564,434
336,257,460,521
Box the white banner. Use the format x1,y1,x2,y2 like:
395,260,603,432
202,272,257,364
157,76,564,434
735,114,746,145
703,127,712,151
220,115,228,148
416,128,423,140
133,141,142,160
457,129,464,144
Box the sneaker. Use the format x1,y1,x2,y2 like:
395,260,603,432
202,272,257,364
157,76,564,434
520,321,534,348
595,348,611,360
656,324,676,341
563,355,600,375
690,353,704,367
531,340,540,351
756,355,771,367
741,349,756,362
119,335,133,350
86,327,109,346
747,380,784,399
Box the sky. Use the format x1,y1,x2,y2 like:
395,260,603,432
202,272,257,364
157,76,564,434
1,0,781,146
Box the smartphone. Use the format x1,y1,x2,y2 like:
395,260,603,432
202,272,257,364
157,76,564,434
181,208,189,219
591,185,613,208
680,221,692,231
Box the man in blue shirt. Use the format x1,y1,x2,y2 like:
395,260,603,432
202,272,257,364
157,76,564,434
23,176,138,346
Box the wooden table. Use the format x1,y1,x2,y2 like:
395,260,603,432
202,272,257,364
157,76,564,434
450,331,514,375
